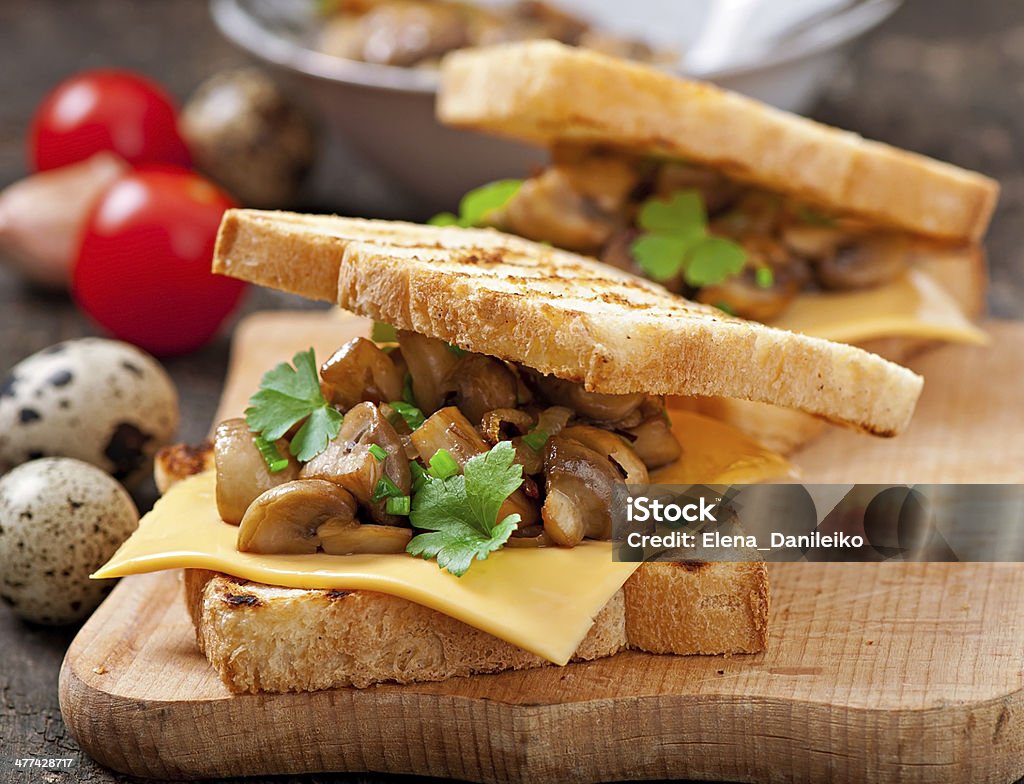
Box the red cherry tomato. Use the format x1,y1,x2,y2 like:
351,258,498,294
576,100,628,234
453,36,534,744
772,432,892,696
29,70,191,172
73,168,246,356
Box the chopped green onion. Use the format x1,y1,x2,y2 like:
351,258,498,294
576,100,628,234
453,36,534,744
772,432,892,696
714,301,736,316
368,444,388,462
390,401,425,430
371,321,398,345
447,343,467,358
755,267,775,289
521,429,549,452
428,448,460,480
372,475,404,503
401,374,417,406
253,435,289,473
409,461,428,492
386,495,411,516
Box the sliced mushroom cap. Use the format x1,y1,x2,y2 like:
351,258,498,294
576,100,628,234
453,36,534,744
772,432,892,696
441,354,519,425
560,425,649,485
397,330,460,414
237,479,358,554
625,416,682,469
318,521,412,555
781,223,846,260
696,262,804,322
300,402,410,525
214,418,299,525
320,337,404,411
541,436,622,546
493,158,635,254
480,407,535,445
816,235,910,291
531,373,644,422
410,406,490,466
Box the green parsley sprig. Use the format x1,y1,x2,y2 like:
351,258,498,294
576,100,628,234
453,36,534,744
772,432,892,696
630,190,747,287
429,180,522,228
406,441,523,577
245,348,343,464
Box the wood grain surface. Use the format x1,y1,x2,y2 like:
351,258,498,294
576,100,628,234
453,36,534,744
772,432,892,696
58,312,1024,784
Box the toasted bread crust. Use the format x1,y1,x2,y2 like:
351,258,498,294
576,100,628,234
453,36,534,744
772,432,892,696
213,210,923,436
438,41,999,243
185,562,769,693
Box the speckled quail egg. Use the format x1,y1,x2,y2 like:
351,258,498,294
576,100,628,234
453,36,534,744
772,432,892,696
0,338,179,488
0,458,138,624
180,68,317,208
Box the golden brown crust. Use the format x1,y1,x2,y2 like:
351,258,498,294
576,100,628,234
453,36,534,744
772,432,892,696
437,41,999,243
154,442,214,495
184,561,769,693
213,209,924,437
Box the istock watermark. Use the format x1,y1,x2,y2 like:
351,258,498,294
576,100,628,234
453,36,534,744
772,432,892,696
612,484,1024,563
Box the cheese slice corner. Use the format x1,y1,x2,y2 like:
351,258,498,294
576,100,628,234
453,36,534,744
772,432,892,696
772,269,988,346
93,470,640,665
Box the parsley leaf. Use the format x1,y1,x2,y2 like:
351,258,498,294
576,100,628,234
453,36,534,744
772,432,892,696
685,237,748,287
638,190,706,233
630,189,748,288
245,349,343,463
406,441,523,576
428,180,522,228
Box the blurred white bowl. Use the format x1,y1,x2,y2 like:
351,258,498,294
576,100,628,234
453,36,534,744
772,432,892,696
210,0,901,216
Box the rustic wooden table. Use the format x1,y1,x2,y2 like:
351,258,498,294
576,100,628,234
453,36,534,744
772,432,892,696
0,1,1021,782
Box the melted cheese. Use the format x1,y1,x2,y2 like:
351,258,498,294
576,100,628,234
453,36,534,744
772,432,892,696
653,407,796,483
94,411,791,664
94,471,639,665
771,269,987,345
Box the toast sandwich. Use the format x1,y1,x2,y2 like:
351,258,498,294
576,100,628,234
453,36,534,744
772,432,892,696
96,212,922,693
436,40,998,449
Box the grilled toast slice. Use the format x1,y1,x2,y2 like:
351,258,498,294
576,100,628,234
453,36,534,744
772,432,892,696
184,561,769,693
213,209,923,437
437,40,999,243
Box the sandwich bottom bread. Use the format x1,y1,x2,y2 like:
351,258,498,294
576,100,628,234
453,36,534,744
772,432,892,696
184,562,768,692
96,211,923,694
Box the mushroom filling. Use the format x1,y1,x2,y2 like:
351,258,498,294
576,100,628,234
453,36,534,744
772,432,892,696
219,333,683,555
487,148,926,321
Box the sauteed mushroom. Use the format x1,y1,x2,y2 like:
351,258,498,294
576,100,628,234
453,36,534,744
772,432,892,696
696,263,804,321
397,330,459,414
624,416,682,469
815,235,910,291
412,407,539,526
214,418,299,524
237,479,358,554
559,425,649,484
441,354,519,424
300,402,410,524
410,406,490,465
495,159,635,253
318,521,413,555
480,408,534,445
531,373,644,422
541,436,622,546
320,337,403,411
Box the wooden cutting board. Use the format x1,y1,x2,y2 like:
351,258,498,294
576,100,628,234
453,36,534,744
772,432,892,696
60,314,1024,784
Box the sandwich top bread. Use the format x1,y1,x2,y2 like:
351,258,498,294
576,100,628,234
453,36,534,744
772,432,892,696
213,209,922,436
96,213,922,692
435,40,996,347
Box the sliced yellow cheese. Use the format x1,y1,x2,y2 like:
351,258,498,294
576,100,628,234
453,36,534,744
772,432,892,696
653,407,796,484
771,269,988,345
94,470,639,665
94,411,792,665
